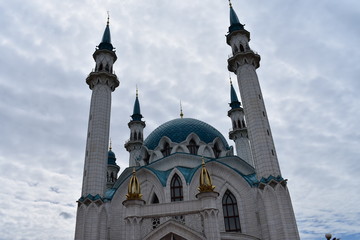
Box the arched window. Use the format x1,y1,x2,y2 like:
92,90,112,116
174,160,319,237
237,120,241,129
233,120,236,129
170,174,183,202
105,64,109,72
187,139,199,155
98,63,103,71
161,142,172,157
242,120,246,128
239,44,244,52
213,143,221,158
222,190,241,232
151,193,159,204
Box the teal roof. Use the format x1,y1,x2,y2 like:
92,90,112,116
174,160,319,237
108,149,117,165
229,5,245,33
144,118,230,150
98,22,114,51
230,83,241,109
131,95,143,121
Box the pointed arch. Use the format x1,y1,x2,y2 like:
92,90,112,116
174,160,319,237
198,145,215,158
98,63,103,71
222,190,241,232
239,44,245,52
161,142,172,157
143,220,205,240
172,144,189,154
170,174,183,202
187,139,199,155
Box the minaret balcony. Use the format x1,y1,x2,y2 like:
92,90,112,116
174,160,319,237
229,128,248,140
86,71,119,91
228,51,261,72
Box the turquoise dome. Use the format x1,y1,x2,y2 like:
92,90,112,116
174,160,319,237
144,118,229,150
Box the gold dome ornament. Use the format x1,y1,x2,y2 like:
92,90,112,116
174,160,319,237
198,158,215,192
126,168,142,200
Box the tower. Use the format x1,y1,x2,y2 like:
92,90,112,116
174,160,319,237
226,3,300,239
228,80,253,166
124,89,146,166
226,2,280,179
107,144,120,189
81,17,119,197
75,18,119,240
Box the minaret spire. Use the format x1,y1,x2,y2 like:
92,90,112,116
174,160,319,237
125,88,146,166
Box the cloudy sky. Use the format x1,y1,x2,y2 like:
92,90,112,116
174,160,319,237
0,0,359,239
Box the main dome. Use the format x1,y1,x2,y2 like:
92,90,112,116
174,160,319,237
144,118,229,150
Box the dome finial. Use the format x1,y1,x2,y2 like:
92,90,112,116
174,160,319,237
229,72,232,85
198,157,215,193
228,0,232,7
107,11,110,26
136,85,138,97
180,100,184,119
109,138,112,150
131,86,143,121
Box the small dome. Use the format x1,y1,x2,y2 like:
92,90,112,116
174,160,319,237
144,118,230,150
108,149,117,165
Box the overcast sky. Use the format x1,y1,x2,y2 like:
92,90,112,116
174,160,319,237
0,0,359,239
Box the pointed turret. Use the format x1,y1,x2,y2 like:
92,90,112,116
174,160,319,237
228,79,253,166
131,89,143,121
230,81,241,109
98,15,114,51
125,89,146,167
228,0,245,33
107,141,120,189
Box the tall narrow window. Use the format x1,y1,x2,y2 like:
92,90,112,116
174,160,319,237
187,139,199,155
170,174,183,202
222,190,241,232
161,142,172,157
213,143,221,158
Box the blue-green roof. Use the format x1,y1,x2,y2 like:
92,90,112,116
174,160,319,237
230,83,241,109
131,96,143,121
108,149,117,165
98,23,114,51
229,6,245,33
144,118,230,150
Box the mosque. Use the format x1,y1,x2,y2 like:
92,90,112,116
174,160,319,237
74,3,300,240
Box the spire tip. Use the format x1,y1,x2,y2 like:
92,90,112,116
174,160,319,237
180,101,184,118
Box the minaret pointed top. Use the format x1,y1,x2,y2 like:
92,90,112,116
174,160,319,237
98,13,114,51
131,87,143,121
229,77,241,109
228,1,245,33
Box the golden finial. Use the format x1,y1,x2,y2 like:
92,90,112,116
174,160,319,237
136,85,138,97
107,11,110,26
228,0,232,7
198,157,215,193
109,138,112,150
126,168,142,200
180,100,184,119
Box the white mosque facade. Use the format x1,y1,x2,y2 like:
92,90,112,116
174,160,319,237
74,5,300,240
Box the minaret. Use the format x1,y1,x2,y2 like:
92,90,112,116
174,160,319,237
228,79,253,166
226,2,281,179
125,89,146,166
81,17,119,197
106,142,120,189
